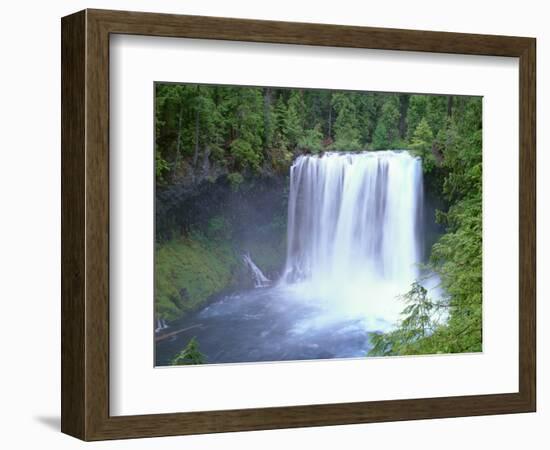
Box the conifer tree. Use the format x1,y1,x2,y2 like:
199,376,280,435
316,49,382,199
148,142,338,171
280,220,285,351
331,93,361,151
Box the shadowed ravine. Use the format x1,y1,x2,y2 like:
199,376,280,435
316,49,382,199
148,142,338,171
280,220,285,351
155,151,440,366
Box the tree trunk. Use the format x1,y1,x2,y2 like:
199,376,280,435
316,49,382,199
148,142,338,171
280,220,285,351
263,87,272,149
193,105,200,167
176,105,183,155
202,145,211,176
447,95,454,117
327,93,332,139
399,95,410,139
172,103,184,179
193,86,201,168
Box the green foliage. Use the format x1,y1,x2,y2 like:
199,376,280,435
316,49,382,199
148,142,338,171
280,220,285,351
353,93,377,145
298,124,324,152
269,147,293,174
155,85,479,184
406,95,428,140
230,138,262,171
171,337,206,365
426,96,449,134
372,95,401,149
430,196,482,353
406,95,449,143
331,93,362,151
272,95,289,150
369,282,446,356
284,91,305,149
410,118,436,172
155,148,170,180
155,235,239,321
207,216,232,240
234,88,264,156
369,95,483,357
227,172,244,191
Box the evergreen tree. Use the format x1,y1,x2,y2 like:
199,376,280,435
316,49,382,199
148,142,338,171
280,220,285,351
354,93,377,146
284,91,304,149
171,337,206,365
331,93,361,151
425,95,449,136
272,94,289,150
372,96,401,149
406,95,428,140
410,117,436,172
229,88,264,171
298,124,324,153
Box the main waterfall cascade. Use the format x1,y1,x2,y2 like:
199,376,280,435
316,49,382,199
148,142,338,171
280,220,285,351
280,151,425,329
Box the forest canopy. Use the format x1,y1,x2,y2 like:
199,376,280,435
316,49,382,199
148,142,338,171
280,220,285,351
155,84,477,187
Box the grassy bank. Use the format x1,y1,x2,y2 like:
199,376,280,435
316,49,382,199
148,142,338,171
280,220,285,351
155,233,240,321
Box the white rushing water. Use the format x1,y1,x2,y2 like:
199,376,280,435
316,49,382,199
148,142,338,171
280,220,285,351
155,317,169,333
243,253,271,288
281,151,424,330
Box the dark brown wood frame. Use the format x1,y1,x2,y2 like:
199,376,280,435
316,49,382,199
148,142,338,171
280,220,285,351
61,8,536,441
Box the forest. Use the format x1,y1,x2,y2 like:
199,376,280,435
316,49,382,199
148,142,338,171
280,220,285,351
155,83,482,361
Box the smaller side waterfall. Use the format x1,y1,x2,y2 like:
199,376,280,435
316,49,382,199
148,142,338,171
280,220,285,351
243,253,271,288
155,317,169,333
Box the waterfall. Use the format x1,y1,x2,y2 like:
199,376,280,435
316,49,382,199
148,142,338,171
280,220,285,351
281,151,424,325
243,253,271,288
155,317,169,333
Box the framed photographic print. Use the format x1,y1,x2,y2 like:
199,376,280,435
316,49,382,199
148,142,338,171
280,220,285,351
61,9,536,441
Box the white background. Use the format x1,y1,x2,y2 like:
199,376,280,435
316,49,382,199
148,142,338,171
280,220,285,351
0,0,547,448
110,35,519,416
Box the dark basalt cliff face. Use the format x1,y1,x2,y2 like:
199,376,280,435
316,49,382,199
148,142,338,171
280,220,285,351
156,172,288,246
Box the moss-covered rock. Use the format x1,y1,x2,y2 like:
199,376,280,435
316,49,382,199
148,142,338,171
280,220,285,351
155,234,239,321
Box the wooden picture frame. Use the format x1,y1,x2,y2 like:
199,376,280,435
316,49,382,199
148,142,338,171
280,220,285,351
61,8,536,441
